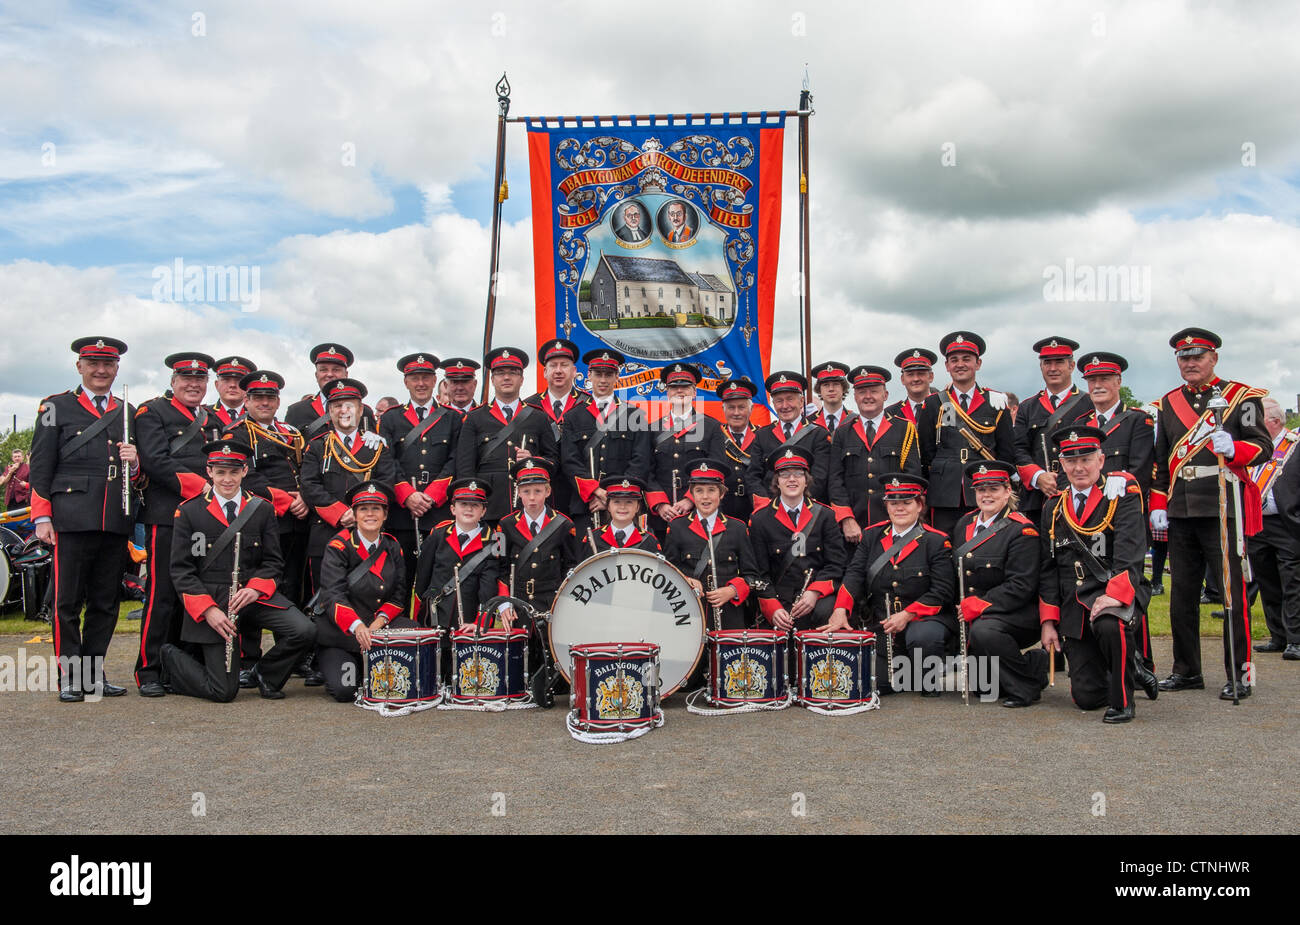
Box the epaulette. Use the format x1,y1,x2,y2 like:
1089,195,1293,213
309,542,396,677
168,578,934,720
1008,511,1033,525
381,531,398,542
332,527,351,542
865,518,891,530
327,538,346,551
434,519,455,530
921,524,949,536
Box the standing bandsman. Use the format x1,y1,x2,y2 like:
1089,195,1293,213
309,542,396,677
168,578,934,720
808,361,856,433
560,348,651,531
208,355,257,430
885,348,941,425
29,336,138,701
526,339,590,517
645,363,728,536
495,457,581,618
162,440,315,702
714,377,760,523
221,370,309,682
825,472,956,696
1039,427,1153,722
456,347,558,525
440,357,481,418
951,461,1048,707
1013,337,1092,524
285,344,376,441
380,352,462,572
751,447,846,632
299,378,400,597
1150,328,1270,700
829,365,921,545
589,476,661,552
744,371,831,507
917,332,1016,536
1247,398,1300,661
664,460,758,631
134,351,219,697
1078,352,1157,669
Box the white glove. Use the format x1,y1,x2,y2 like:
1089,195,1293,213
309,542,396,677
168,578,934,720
1210,430,1235,459
1150,509,1168,531
987,390,1007,411
361,430,387,450
1103,474,1127,500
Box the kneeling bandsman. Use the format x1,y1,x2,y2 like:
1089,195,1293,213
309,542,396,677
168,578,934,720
495,457,581,617
827,473,956,695
1039,426,1155,723
664,460,757,630
589,476,661,552
162,441,315,702
952,461,1048,707
313,482,413,703
751,447,847,631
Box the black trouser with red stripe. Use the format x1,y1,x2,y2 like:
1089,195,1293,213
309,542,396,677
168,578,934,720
1063,614,1134,710
135,524,182,687
52,530,126,688
1169,516,1251,683
1249,515,1300,646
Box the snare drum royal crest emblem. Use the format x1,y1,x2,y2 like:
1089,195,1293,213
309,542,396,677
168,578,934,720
596,673,645,719
458,653,500,696
809,654,852,700
724,653,767,699
370,660,412,699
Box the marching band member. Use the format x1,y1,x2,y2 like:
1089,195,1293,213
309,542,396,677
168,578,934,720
560,348,651,531
1039,427,1155,722
750,447,846,631
29,336,138,701
744,371,831,507
494,457,581,620
285,344,377,441
380,352,462,572
221,370,309,684
951,461,1048,707
134,351,221,697
313,481,412,703
1013,338,1092,525
885,347,940,425
208,355,257,430
589,476,661,552
917,332,1017,536
456,347,558,525
808,361,856,433
412,478,502,633
664,459,758,631
162,440,315,702
645,363,727,536
828,365,921,546
525,339,591,518
826,472,956,696
714,377,760,523
440,357,482,418
1151,328,1270,700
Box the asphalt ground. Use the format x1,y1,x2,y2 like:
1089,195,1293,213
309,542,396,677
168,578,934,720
1,634,1296,835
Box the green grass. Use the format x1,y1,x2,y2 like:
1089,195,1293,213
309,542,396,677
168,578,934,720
0,601,141,638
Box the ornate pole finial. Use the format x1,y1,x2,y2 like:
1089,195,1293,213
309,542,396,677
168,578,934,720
496,72,511,118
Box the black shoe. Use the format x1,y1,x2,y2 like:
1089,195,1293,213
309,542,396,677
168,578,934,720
1284,644,1300,661
293,654,313,678
1134,664,1160,701
1209,609,1225,620
1255,639,1286,653
1219,681,1252,701
1200,592,1218,605
125,608,142,621
138,680,167,698
251,667,286,700
239,667,257,689
1001,693,1040,708
1103,705,1135,724
1149,584,1164,596
919,689,941,698
1158,673,1204,691
96,678,128,697
59,684,84,703
303,669,325,687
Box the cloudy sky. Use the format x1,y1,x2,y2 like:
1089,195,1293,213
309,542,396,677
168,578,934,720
3,0,1299,428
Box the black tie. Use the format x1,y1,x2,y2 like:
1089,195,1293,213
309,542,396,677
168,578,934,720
865,419,876,446
415,405,426,421
784,422,794,440
788,506,800,521
94,395,106,414
553,399,563,420
1097,413,1107,429
615,529,627,547
731,430,744,444
502,405,513,422
827,414,837,432
530,520,541,535
974,522,988,538
225,501,237,523
458,532,471,548
912,402,921,417
1050,394,1060,410
1075,493,1087,519
960,393,970,412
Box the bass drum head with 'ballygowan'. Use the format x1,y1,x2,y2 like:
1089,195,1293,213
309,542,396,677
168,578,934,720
549,549,704,697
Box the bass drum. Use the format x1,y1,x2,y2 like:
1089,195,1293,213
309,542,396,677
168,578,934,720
0,526,23,609
549,549,705,697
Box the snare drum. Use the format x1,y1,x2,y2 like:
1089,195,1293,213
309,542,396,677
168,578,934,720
794,630,876,713
447,626,529,705
705,629,790,707
567,642,662,742
362,628,442,708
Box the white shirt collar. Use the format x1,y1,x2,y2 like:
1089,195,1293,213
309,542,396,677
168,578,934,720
864,412,884,428
975,513,996,531
1049,388,1073,404
1096,401,1122,420
496,398,519,413
699,512,718,532
214,490,241,511
892,519,919,537
546,389,572,405
334,428,358,443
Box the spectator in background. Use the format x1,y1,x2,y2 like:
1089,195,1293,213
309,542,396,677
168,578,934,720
374,395,401,415
1,449,30,508
436,378,451,407
1004,391,1020,425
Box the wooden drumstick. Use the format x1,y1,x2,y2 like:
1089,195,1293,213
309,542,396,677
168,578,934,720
1049,644,1055,687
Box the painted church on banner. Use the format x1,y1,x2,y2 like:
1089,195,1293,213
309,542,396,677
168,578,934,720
587,252,735,323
